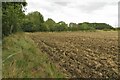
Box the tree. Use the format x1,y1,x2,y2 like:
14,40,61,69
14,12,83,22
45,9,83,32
44,18,56,31
78,22,113,31
78,22,91,30
22,11,45,32
91,23,113,30
69,23,78,31
2,2,27,37
55,21,68,31
21,21,33,32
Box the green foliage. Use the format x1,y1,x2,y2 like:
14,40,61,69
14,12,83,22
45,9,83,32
2,2,27,37
54,21,68,31
78,22,114,31
44,18,56,31
21,22,33,32
90,23,114,30
69,23,79,31
27,11,44,23
22,11,45,32
38,23,49,32
79,22,90,30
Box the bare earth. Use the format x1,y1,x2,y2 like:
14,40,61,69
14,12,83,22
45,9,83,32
27,31,119,78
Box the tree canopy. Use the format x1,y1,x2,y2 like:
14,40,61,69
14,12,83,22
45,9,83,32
2,2,116,37
22,11,45,32
2,2,27,37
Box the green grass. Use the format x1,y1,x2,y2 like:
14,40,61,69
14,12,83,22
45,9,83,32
2,32,64,78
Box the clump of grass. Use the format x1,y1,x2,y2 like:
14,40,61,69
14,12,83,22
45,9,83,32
2,32,64,78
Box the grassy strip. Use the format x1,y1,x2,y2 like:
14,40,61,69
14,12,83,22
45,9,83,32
2,32,64,78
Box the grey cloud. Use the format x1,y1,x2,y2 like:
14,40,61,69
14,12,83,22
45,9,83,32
40,6,55,12
77,2,109,13
40,1,70,12
26,0,118,27
54,1,70,6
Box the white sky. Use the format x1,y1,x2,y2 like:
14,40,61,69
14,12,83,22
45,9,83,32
25,0,119,27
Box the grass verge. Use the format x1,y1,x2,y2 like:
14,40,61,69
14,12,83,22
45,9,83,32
2,32,64,78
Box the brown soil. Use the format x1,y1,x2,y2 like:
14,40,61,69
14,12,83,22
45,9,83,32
27,31,119,78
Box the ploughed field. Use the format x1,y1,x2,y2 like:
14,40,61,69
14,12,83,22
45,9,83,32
27,31,119,78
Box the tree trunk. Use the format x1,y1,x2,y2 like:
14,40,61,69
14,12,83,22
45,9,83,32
10,25,13,34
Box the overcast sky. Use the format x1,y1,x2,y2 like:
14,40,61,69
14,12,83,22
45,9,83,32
25,0,119,27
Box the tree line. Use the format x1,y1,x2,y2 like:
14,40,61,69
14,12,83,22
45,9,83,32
2,2,118,37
